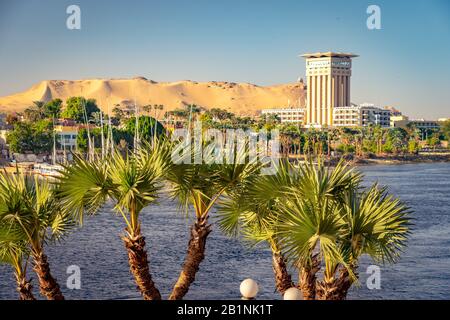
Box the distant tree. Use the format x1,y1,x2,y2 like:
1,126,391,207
427,133,441,150
7,123,33,153
32,120,53,153
199,112,213,124
185,104,203,116
5,113,19,125
23,101,45,122
154,104,164,120
7,120,53,154
90,111,102,125
172,109,188,120
387,128,408,154
62,97,100,122
382,141,393,154
22,99,60,122
110,105,124,125
43,99,62,119
441,120,450,141
209,108,234,121
124,116,164,144
408,139,420,154
76,125,134,152
76,128,89,152
112,105,124,119
142,104,152,115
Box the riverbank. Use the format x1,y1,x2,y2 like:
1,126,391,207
2,152,450,173
290,152,450,166
351,153,450,166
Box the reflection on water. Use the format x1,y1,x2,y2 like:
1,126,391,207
1,163,449,300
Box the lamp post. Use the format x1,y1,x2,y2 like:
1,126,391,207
283,287,303,300
240,279,259,300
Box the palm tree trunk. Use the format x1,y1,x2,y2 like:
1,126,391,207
32,251,64,300
169,217,211,300
272,251,293,295
316,266,356,300
298,255,320,300
299,266,317,300
123,230,161,300
316,278,339,300
15,273,35,300
334,266,356,300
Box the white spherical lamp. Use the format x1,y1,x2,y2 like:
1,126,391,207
240,278,259,299
283,287,303,300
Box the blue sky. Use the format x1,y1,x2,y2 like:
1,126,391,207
0,0,449,118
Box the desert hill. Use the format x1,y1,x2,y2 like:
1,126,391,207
0,77,306,116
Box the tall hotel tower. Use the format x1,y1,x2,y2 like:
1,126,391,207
301,52,358,127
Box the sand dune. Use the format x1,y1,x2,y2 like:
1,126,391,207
0,77,306,116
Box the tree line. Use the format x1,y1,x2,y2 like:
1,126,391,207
4,100,450,157
4,98,164,154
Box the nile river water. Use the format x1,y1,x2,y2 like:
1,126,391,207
1,163,449,299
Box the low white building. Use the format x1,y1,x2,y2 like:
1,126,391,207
54,125,78,151
333,103,390,128
261,108,306,124
409,119,440,130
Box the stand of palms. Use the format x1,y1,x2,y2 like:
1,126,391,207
218,159,410,300
0,175,71,300
0,138,411,300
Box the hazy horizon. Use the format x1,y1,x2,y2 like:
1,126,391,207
1,0,449,119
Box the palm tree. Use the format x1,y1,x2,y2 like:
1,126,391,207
389,129,406,154
276,162,411,300
56,142,171,300
0,174,72,300
314,184,411,299
156,105,164,121
186,104,202,121
142,104,152,116
282,159,361,299
166,141,262,300
279,134,292,156
113,106,125,121
217,160,362,298
217,160,297,295
0,238,35,300
24,101,46,122
327,129,339,157
278,195,343,299
354,128,364,157
373,126,385,155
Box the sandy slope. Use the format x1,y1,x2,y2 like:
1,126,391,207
0,77,306,116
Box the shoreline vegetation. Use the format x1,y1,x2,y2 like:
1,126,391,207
323,153,450,166
1,98,449,168
2,152,450,174
2,151,450,177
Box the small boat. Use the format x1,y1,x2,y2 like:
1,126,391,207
33,163,64,177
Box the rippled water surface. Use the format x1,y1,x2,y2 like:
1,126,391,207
1,163,449,300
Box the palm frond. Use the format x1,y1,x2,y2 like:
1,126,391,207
56,153,113,223
339,183,411,265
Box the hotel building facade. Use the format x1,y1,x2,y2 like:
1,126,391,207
260,52,403,129
409,119,440,130
333,103,391,128
261,108,305,124
302,52,358,127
